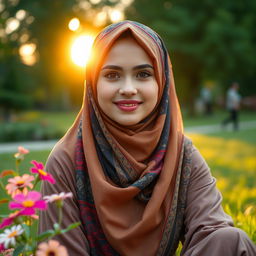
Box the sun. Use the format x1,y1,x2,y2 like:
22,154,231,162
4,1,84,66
71,35,94,67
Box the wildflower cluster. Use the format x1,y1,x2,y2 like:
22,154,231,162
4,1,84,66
0,147,80,256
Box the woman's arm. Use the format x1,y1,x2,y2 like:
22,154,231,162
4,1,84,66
181,145,256,255
38,144,90,256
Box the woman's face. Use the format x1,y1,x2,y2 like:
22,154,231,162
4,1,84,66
97,37,159,126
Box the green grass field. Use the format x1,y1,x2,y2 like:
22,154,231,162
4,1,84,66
0,110,256,248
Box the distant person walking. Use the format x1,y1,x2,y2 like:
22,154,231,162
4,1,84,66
200,86,213,115
222,82,241,131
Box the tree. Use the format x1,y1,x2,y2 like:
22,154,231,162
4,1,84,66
125,0,256,113
1,0,126,117
0,0,36,120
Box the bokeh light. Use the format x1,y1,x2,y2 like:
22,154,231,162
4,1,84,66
5,17,20,34
110,9,124,23
19,43,37,66
68,18,80,31
71,35,94,67
16,9,26,20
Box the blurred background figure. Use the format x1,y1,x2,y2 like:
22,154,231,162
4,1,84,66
200,84,213,116
222,82,241,131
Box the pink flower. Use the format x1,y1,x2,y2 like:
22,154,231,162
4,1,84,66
0,211,21,229
43,192,73,203
0,210,38,229
9,191,47,215
30,161,55,184
6,174,34,197
36,240,68,256
14,146,29,160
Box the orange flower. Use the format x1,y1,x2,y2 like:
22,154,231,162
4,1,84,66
36,240,68,256
6,174,34,197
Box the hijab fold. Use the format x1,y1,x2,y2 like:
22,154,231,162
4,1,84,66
74,20,184,256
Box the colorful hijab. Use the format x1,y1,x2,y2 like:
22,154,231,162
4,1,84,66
75,20,184,256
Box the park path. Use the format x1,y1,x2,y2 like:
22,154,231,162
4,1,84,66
0,120,256,154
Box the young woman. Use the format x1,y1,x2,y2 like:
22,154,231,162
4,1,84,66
39,21,256,255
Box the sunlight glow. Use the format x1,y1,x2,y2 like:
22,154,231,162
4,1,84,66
68,18,80,31
71,35,94,67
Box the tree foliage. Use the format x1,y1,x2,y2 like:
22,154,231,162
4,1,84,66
0,0,125,119
125,0,256,109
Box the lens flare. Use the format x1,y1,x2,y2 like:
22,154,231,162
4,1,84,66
71,35,94,67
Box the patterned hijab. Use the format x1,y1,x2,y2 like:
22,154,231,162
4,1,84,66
75,20,184,256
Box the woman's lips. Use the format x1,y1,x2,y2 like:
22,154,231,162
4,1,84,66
114,100,142,112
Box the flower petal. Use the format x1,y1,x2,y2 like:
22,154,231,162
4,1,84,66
31,160,44,169
0,218,13,229
30,168,38,174
0,170,16,178
13,193,26,202
41,174,55,184
34,200,47,210
27,191,42,201
20,208,35,215
9,202,22,210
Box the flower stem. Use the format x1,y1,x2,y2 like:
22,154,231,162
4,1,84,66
0,179,5,191
58,204,63,227
15,159,20,175
33,175,40,189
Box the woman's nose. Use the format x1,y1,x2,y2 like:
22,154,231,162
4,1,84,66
119,78,137,95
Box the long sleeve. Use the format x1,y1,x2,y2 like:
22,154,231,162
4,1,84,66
181,145,256,255
38,140,90,256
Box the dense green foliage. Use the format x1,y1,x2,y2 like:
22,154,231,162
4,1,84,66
125,0,256,108
0,0,112,119
1,0,256,118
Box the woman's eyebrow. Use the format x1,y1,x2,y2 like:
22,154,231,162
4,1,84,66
101,65,122,70
101,64,154,71
133,64,154,70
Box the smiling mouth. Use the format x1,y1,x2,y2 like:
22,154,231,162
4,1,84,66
120,103,137,107
114,101,142,112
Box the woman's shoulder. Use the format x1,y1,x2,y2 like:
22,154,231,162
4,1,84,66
183,135,213,188
183,135,206,163
45,132,78,175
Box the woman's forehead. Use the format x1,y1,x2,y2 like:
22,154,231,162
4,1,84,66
102,37,153,67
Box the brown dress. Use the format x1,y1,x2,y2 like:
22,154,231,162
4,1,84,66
39,134,256,255
39,20,255,256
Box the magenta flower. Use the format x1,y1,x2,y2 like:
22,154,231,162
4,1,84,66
0,211,21,229
30,161,55,184
9,191,47,215
0,210,38,229
0,243,5,252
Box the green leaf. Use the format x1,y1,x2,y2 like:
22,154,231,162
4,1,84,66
13,244,25,256
0,214,9,218
36,229,55,242
21,223,30,237
60,222,81,234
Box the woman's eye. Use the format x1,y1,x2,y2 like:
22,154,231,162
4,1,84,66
104,72,120,80
137,71,152,79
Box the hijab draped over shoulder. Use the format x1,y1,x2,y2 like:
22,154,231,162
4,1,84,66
68,20,184,256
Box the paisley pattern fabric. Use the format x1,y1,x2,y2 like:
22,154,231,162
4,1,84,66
75,20,185,255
